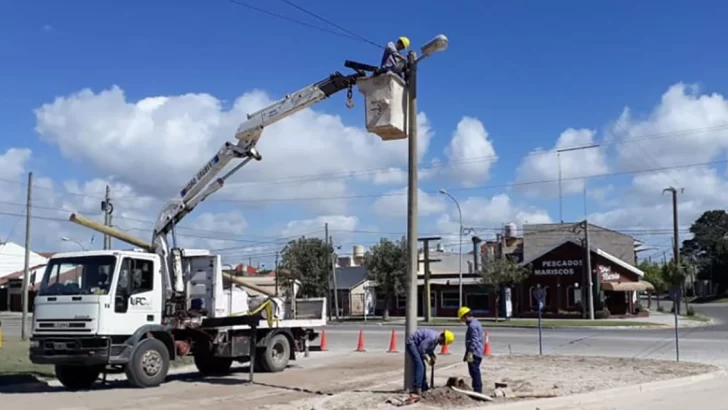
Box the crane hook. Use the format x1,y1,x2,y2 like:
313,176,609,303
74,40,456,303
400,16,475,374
345,87,354,109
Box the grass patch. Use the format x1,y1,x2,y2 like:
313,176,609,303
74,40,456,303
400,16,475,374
422,318,659,328
0,335,194,383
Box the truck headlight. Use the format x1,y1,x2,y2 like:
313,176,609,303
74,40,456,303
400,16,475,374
29,340,39,348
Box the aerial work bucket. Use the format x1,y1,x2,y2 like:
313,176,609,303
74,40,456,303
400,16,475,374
357,72,407,141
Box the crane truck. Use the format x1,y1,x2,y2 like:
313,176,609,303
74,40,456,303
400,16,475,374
28,60,404,390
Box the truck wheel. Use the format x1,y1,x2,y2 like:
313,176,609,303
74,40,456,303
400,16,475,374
194,353,233,376
55,365,102,391
260,333,290,373
125,338,170,388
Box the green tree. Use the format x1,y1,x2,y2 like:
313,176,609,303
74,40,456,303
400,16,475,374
480,257,529,321
638,261,666,310
279,236,333,298
681,210,728,294
362,237,406,320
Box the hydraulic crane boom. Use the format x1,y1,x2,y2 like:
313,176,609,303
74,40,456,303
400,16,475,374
151,68,368,295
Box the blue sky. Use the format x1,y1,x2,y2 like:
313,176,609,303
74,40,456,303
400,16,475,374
1,0,727,266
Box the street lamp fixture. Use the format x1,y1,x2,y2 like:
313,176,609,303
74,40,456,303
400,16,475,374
61,236,87,251
438,189,463,308
420,34,449,59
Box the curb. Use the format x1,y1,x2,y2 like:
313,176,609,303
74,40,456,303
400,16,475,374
477,368,726,409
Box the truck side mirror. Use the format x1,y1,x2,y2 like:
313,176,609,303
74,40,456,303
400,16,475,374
115,294,129,313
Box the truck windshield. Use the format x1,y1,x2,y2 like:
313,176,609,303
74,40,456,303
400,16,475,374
38,256,117,296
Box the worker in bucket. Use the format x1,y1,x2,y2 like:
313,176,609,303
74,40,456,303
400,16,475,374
405,328,455,397
458,306,484,393
379,36,410,76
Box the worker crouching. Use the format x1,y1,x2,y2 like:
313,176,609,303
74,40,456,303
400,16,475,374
458,306,484,393
405,328,455,398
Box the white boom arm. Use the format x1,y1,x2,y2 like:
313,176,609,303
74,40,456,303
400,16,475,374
152,70,365,294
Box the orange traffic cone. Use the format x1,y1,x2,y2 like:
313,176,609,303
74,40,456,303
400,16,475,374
387,329,398,353
320,329,328,351
439,342,451,355
356,329,366,352
484,332,492,357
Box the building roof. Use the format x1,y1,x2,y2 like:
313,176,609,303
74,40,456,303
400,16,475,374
0,242,49,278
422,251,473,274
333,266,369,290
519,239,644,277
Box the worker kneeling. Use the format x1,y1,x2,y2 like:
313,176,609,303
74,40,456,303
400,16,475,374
406,328,455,397
458,306,484,393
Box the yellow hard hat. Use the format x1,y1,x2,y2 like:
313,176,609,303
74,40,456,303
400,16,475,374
442,329,455,345
457,306,471,320
398,36,411,49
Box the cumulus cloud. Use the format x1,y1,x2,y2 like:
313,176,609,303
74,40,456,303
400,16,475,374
514,128,608,198
371,188,447,219
443,117,498,187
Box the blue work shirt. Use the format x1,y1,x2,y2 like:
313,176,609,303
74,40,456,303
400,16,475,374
406,328,440,358
465,318,484,358
380,41,402,69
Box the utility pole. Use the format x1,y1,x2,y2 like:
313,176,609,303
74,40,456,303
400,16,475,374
576,220,595,320
329,235,339,321
418,237,441,322
21,172,32,341
101,185,114,250
274,251,280,297
663,187,683,314
404,50,419,391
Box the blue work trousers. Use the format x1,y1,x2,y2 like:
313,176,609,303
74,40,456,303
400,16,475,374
468,355,483,393
405,342,429,391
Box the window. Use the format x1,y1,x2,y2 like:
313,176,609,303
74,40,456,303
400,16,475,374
38,256,117,296
397,295,407,310
116,258,154,296
466,293,490,312
566,286,582,307
440,291,459,309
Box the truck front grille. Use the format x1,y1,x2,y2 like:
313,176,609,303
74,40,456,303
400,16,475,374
34,318,93,333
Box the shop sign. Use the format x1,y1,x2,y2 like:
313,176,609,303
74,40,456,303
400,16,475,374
534,259,582,276
597,265,620,282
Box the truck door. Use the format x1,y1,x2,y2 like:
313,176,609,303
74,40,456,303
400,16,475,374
110,256,162,335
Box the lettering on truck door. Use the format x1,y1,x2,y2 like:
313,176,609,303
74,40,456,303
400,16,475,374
113,257,158,335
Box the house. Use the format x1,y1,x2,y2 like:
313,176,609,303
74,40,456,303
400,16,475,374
331,266,372,317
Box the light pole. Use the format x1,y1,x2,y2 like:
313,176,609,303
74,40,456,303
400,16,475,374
404,34,449,392
439,189,463,307
61,236,87,251
556,144,599,223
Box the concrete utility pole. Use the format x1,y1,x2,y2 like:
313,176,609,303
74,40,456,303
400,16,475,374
556,144,600,223
418,237,441,322
274,251,280,297
584,220,595,320
471,236,482,273
663,187,684,313
329,235,340,321
439,189,463,307
21,172,32,341
403,34,449,392
101,185,114,250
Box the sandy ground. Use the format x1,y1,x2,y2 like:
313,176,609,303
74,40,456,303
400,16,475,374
277,355,716,410
0,353,716,410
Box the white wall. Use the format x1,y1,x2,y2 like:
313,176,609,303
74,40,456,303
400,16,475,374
0,242,49,278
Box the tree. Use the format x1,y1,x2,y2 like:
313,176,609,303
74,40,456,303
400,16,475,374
279,236,333,298
362,237,406,320
638,261,666,310
480,257,529,321
681,210,728,294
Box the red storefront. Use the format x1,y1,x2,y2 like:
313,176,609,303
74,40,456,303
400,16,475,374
515,239,653,318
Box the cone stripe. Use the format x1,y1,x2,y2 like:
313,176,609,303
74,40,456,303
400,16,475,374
356,329,366,352
387,329,398,353
320,329,328,351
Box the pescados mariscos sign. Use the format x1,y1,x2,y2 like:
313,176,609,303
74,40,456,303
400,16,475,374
534,259,582,276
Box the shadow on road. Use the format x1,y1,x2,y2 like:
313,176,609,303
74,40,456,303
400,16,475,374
0,365,308,395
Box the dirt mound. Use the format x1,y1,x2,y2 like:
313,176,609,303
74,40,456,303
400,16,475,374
421,387,479,406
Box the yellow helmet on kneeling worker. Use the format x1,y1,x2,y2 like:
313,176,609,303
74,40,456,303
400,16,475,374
441,329,455,345
397,36,410,50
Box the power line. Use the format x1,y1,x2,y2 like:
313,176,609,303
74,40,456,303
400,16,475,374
277,0,382,49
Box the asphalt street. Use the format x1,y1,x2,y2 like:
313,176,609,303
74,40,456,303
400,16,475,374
3,302,727,368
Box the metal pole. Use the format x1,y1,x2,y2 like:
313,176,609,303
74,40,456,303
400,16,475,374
103,185,111,250
557,152,563,223
404,50,419,391
457,206,463,308
325,222,331,321
330,235,340,321
21,172,32,341
673,292,680,362
584,220,595,320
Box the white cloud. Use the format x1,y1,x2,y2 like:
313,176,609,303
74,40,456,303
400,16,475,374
34,87,434,215
371,188,446,219
442,117,498,187
514,128,608,198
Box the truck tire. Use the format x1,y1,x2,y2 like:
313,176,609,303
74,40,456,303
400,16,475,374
125,338,170,388
55,365,102,391
194,353,233,376
260,333,290,373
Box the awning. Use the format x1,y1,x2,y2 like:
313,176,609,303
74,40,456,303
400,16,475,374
601,280,654,292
